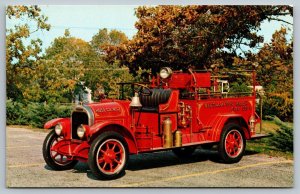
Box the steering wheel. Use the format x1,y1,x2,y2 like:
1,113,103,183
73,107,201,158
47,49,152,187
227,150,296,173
133,83,152,96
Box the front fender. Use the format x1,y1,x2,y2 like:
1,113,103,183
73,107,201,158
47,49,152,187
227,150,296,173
44,118,70,129
88,121,137,154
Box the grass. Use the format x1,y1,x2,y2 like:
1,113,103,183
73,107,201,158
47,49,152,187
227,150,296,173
246,120,293,160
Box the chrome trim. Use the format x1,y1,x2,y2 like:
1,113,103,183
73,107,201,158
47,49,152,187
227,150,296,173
72,105,95,126
82,105,95,125
71,105,95,139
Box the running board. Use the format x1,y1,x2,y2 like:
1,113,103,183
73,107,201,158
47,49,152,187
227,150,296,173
250,133,272,140
138,141,216,153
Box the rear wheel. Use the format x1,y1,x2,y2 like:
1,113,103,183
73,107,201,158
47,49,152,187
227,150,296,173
172,146,196,158
88,131,129,180
218,123,246,163
42,130,78,170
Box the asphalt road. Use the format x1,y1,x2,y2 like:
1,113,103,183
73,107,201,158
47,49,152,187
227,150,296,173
6,126,293,188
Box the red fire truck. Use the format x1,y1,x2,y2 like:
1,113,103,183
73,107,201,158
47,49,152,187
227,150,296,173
42,67,268,179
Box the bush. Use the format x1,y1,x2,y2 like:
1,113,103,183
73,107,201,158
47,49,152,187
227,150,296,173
269,116,293,152
6,99,28,125
6,100,73,128
229,81,252,93
262,92,293,122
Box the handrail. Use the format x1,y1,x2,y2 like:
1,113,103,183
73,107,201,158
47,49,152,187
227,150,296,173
195,92,253,96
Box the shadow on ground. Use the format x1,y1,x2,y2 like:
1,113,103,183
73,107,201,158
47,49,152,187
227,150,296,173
44,147,260,180
127,148,219,171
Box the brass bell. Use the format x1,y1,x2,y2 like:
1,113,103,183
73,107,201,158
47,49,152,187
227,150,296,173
129,92,142,108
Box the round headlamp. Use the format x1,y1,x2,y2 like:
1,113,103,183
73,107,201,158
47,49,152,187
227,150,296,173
77,125,86,139
54,123,63,136
159,67,172,79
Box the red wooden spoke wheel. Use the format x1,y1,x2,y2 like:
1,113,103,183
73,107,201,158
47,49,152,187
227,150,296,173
88,131,128,180
96,139,126,175
43,130,78,170
50,136,73,165
224,129,243,158
218,124,246,163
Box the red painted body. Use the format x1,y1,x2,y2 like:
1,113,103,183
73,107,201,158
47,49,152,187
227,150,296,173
44,70,263,162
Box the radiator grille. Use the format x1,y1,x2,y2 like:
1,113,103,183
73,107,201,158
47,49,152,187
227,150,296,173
71,111,88,139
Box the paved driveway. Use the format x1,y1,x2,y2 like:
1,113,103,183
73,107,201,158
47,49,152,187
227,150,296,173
6,127,293,187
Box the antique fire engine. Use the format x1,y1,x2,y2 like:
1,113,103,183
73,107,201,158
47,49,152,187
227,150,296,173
42,67,268,180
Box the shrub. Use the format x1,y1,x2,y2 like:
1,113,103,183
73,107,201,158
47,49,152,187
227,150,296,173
229,81,252,93
6,100,73,128
262,92,293,122
6,99,28,125
269,116,293,152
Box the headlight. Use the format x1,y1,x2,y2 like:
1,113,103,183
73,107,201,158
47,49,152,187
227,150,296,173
77,125,86,139
160,67,172,79
54,123,63,136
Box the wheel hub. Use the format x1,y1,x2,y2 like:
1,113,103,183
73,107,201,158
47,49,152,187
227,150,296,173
104,149,116,163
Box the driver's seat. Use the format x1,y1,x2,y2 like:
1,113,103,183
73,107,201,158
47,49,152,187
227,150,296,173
140,88,172,112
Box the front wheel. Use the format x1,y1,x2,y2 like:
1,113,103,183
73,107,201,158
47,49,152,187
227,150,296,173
88,131,129,180
218,123,246,163
42,130,78,170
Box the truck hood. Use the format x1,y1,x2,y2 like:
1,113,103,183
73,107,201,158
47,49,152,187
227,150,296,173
86,100,130,122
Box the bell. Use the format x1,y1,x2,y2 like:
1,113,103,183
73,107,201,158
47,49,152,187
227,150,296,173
129,92,142,107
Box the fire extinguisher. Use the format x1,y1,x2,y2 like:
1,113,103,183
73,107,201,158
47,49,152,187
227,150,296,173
163,117,173,148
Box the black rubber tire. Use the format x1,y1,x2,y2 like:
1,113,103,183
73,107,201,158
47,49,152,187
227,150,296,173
218,123,246,164
88,131,129,180
42,130,78,170
172,146,196,158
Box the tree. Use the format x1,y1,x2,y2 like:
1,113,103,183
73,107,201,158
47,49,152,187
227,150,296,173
88,29,134,98
233,27,293,121
6,5,50,101
39,30,96,103
256,27,293,94
255,28,292,121
91,28,128,56
40,29,134,102
106,5,292,75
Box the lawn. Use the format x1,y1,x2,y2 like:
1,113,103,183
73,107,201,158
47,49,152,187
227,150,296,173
247,120,293,159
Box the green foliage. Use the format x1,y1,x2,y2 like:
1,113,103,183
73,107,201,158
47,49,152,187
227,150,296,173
269,117,293,152
6,6,293,124
91,28,128,56
22,28,133,103
263,92,293,122
86,28,134,99
107,5,292,74
260,29,293,122
234,28,293,122
6,99,28,125
6,100,72,128
6,5,50,101
229,78,252,93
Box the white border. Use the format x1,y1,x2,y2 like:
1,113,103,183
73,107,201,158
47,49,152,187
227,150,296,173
1,1,298,194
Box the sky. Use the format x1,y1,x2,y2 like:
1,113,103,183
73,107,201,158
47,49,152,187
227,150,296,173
6,5,293,53
6,5,138,52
